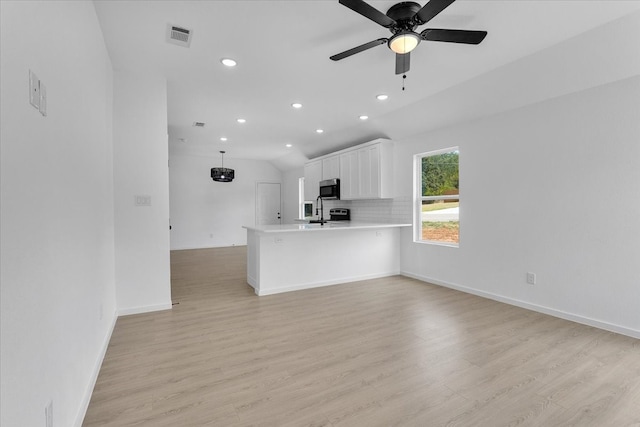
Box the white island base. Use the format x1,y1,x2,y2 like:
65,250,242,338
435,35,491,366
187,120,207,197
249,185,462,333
243,222,410,296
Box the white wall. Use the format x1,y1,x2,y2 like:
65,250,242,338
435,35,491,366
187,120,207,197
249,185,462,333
1,2,116,426
281,166,304,223
113,72,172,315
398,76,640,337
396,12,640,338
169,154,282,249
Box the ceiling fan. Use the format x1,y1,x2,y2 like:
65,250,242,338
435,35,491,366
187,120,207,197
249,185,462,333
330,0,487,74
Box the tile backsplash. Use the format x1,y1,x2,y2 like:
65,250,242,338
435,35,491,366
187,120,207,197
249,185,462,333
322,196,413,223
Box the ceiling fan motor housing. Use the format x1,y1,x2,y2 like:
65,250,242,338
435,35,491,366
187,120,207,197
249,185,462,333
386,2,422,54
386,1,422,31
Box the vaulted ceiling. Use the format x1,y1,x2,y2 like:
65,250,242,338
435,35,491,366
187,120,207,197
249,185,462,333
94,1,640,168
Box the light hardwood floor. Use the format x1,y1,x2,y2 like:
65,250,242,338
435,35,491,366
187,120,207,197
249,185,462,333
83,246,640,426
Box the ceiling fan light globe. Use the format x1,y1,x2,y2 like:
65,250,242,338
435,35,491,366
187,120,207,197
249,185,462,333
388,32,420,54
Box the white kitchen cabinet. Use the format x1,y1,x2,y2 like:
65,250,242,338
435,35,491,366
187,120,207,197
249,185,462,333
303,159,322,201
322,155,340,180
305,138,394,200
340,140,393,200
358,145,375,198
339,150,358,200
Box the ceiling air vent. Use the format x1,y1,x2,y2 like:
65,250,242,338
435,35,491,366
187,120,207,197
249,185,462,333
166,24,192,48
193,122,205,127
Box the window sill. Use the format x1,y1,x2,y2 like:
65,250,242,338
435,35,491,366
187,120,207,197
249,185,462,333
413,239,459,248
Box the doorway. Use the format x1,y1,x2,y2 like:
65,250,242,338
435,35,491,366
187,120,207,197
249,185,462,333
256,182,281,225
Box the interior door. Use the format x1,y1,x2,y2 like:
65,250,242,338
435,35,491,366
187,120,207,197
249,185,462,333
256,182,281,225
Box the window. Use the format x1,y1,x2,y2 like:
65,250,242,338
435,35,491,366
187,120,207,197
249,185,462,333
414,148,459,246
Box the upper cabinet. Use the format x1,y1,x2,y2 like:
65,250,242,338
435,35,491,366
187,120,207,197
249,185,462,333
321,155,340,180
356,144,379,199
305,139,394,201
339,150,358,200
303,159,322,201
342,140,394,200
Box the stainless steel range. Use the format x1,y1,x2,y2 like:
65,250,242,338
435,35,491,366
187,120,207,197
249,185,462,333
329,208,350,221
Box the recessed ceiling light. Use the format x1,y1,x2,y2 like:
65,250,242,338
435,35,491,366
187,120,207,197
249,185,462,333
286,144,292,148
221,58,237,67
220,137,228,142
316,129,324,134
291,103,302,109
359,115,369,120
376,94,389,101
236,118,246,124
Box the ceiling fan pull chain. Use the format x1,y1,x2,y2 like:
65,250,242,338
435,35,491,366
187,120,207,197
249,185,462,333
402,74,407,91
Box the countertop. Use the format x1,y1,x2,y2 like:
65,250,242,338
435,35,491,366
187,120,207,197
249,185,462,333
243,222,411,234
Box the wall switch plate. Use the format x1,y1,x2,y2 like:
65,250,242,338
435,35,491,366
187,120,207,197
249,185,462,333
39,82,47,116
29,70,40,109
526,272,536,285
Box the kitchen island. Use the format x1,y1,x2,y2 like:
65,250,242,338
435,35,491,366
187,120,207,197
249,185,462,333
243,222,411,296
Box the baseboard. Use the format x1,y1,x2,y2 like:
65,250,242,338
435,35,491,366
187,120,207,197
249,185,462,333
401,271,640,340
247,275,257,289
74,310,118,427
117,302,173,316
170,244,247,251
256,271,398,296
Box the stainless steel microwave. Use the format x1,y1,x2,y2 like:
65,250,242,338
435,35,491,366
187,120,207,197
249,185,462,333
319,178,340,200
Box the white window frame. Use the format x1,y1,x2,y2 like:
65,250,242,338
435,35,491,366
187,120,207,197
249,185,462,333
413,147,460,247
298,177,305,219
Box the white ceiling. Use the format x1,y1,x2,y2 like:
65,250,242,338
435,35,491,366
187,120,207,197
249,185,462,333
94,0,640,167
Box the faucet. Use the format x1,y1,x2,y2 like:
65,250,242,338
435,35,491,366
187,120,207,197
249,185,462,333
316,196,325,225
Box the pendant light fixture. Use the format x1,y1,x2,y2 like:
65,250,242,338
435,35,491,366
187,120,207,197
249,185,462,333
211,151,234,182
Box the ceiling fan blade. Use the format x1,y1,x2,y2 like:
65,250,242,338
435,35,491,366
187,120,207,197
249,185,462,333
395,52,410,75
421,28,487,44
330,38,388,61
415,0,456,25
339,0,396,28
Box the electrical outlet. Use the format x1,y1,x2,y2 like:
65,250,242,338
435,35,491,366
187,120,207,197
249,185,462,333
526,272,536,285
45,400,53,427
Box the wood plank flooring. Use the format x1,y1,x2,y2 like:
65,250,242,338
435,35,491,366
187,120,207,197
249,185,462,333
83,246,640,426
